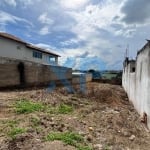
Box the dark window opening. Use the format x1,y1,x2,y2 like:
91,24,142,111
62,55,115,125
33,51,42,59
131,67,135,72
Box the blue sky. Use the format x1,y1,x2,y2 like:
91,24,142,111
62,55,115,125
0,0,150,70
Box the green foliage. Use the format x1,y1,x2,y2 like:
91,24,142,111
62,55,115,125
15,99,44,114
46,131,83,146
58,104,73,114
102,73,118,80
45,131,92,150
46,104,73,114
77,145,92,150
4,120,18,128
104,144,110,150
15,99,73,115
30,117,40,127
8,127,26,139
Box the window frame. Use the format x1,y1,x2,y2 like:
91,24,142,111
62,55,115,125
33,51,42,59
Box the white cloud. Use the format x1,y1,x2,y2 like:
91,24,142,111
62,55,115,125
1,0,37,7
2,0,148,70
69,1,123,35
60,0,89,9
60,38,79,46
39,26,50,35
0,11,32,26
3,0,17,7
115,28,136,37
34,43,57,51
38,13,54,25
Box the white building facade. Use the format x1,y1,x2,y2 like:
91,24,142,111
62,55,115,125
0,33,59,65
122,41,150,129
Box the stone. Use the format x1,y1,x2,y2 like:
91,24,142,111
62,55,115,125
27,128,35,133
129,135,135,141
82,121,86,125
94,144,103,150
123,131,129,137
88,126,94,131
79,131,86,136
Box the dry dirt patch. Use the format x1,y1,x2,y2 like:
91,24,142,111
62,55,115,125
0,83,150,150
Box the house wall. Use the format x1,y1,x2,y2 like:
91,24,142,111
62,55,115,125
122,42,150,128
0,37,58,65
0,57,72,88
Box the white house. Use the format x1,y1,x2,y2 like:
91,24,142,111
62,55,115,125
0,32,60,65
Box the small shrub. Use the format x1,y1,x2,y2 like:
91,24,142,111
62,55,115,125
15,99,44,114
58,104,73,114
46,131,83,146
8,127,26,139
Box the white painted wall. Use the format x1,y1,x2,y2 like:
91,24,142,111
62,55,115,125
122,42,150,128
0,37,58,65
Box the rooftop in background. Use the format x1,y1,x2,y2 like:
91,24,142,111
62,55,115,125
0,32,60,57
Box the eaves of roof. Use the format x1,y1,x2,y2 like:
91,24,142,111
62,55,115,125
0,32,60,57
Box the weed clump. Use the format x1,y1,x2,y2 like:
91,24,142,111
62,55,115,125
8,127,26,139
15,99,44,114
45,131,92,150
58,104,73,114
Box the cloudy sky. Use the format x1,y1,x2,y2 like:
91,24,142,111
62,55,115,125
0,0,150,70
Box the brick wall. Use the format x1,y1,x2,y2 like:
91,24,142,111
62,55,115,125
0,57,72,88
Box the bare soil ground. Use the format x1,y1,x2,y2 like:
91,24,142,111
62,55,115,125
0,83,150,150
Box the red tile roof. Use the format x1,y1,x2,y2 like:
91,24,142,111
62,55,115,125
0,32,60,57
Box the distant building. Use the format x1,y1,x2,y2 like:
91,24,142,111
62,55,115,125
0,33,60,65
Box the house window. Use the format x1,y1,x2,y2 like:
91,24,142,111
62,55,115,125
49,56,56,62
132,67,135,72
33,51,42,59
130,67,135,73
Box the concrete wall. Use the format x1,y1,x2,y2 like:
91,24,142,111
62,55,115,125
0,57,72,88
122,41,150,128
72,73,92,84
0,36,58,65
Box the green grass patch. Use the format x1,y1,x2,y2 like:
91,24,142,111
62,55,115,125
102,73,117,80
15,99,44,114
78,145,92,150
58,104,73,114
45,131,92,150
15,99,73,115
30,117,40,127
46,104,73,114
2,120,18,128
46,131,83,146
8,127,26,139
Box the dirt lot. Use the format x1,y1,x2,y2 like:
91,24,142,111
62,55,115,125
0,83,150,150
